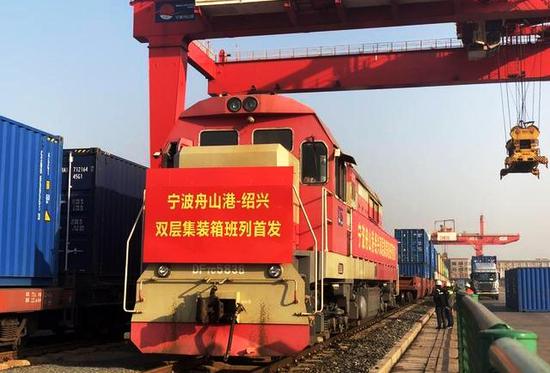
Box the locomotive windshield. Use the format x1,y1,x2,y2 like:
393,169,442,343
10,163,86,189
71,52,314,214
253,129,293,151
200,130,238,146
301,141,327,184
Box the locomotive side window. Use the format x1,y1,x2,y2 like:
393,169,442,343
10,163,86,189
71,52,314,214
335,157,346,200
200,130,238,146
253,129,293,151
301,142,327,184
369,196,380,224
374,203,380,224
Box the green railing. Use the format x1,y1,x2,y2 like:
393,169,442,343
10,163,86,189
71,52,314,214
456,292,550,373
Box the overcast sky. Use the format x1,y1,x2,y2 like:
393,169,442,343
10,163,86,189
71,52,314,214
1,2,548,260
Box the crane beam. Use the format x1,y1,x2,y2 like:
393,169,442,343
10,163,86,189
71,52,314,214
133,0,550,42
206,41,550,95
431,215,520,256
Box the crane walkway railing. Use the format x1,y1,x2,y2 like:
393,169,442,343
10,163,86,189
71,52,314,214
456,292,550,373
206,35,542,63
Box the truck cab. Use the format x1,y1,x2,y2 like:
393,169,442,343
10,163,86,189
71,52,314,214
470,256,499,300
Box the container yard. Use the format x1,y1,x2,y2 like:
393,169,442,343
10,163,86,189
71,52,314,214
1,2,550,373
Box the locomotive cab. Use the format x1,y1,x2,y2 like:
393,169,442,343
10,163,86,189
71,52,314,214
500,122,548,179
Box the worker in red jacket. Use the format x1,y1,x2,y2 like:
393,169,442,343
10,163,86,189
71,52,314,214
465,282,474,295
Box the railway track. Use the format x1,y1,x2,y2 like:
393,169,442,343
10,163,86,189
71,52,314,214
144,302,430,373
263,303,424,373
144,357,269,373
0,337,123,363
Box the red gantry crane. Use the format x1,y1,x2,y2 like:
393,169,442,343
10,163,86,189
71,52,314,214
131,0,550,169
431,215,520,256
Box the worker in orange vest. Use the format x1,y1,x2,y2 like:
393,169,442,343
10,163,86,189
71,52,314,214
465,282,474,295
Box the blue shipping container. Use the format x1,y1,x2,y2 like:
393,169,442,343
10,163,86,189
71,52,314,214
505,268,550,312
0,116,63,286
399,262,431,278
395,229,431,264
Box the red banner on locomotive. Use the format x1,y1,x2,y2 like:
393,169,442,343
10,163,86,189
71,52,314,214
143,166,295,264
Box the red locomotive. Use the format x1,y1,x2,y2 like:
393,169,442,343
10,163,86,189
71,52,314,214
128,94,398,357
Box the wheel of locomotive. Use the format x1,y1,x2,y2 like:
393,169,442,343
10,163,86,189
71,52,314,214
357,295,368,320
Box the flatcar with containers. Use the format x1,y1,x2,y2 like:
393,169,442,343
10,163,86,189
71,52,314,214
395,229,437,301
126,94,399,358
0,116,146,349
60,148,146,333
0,116,66,349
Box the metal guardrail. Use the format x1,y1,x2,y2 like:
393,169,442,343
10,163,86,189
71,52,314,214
222,38,464,62
490,338,550,373
456,292,550,373
210,35,541,63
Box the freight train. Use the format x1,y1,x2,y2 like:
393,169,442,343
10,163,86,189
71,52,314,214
128,94,399,357
395,229,450,302
0,116,145,349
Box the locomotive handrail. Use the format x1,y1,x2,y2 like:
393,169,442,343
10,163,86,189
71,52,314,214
123,191,145,314
292,186,321,313
320,187,329,313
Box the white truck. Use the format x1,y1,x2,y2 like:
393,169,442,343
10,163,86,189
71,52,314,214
470,256,499,300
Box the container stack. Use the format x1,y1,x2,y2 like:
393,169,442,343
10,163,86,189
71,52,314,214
505,268,550,312
395,229,432,278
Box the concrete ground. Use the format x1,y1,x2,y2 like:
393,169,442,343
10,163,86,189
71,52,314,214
390,312,458,373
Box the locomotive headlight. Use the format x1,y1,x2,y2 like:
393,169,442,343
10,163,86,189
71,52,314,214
243,96,258,112
227,97,242,112
156,264,171,278
267,264,282,278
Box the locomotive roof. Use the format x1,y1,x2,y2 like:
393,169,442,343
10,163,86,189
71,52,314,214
181,94,341,147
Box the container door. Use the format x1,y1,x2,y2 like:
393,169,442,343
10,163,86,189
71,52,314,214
60,152,97,273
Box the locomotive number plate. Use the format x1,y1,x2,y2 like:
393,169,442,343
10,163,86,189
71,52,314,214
192,264,245,275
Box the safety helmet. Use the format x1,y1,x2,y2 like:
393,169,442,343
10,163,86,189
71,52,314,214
465,282,471,288
436,280,443,286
